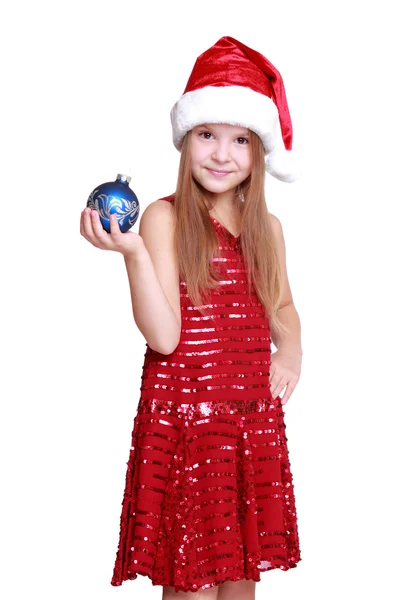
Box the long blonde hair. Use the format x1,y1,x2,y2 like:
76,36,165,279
172,129,289,338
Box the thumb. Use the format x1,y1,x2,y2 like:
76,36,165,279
109,212,121,232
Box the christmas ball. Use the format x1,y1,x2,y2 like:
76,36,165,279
86,174,140,233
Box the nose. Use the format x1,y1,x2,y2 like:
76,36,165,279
212,139,231,163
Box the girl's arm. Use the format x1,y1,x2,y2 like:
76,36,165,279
273,303,302,355
270,214,303,355
123,200,181,355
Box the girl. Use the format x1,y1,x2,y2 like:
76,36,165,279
80,36,303,600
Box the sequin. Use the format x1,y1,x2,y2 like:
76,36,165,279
110,195,301,593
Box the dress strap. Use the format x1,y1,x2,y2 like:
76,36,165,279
158,194,175,204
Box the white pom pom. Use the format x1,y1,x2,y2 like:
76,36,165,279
265,148,302,183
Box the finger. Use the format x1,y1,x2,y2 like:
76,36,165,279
80,208,93,239
270,372,285,399
268,360,276,388
81,208,100,246
273,383,286,401
80,209,85,236
269,355,275,372
109,213,124,250
109,212,121,235
90,208,112,247
280,380,296,405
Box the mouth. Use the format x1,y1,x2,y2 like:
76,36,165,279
206,168,232,177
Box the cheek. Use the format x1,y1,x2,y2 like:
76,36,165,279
242,152,253,174
189,150,198,173
190,141,209,165
189,150,198,169
189,150,202,180
190,158,202,179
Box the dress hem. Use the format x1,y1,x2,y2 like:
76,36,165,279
110,557,301,593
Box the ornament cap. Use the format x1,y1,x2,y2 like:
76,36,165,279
117,173,131,184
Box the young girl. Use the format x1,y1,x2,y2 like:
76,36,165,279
80,36,303,600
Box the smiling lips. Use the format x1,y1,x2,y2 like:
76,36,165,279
206,168,232,177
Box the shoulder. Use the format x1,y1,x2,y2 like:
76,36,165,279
154,193,175,207
142,194,175,213
139,194,175,230
269,212,280,227
269,212,283,238
138,195,181,330
268,212,287,260
138,195,177,258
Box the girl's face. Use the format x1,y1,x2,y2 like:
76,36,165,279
189,123,253,199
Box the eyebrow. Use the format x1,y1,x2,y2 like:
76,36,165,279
197,124,250,135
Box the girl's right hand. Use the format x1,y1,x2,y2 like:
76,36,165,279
80,207,144,259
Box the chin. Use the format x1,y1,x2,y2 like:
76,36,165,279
200,176,237,192
203,183,235,195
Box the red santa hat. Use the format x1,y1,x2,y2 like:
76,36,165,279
170,36,300,183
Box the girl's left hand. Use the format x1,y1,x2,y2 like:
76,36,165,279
269,349,302,405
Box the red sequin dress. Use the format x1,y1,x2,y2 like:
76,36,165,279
111,194,301,593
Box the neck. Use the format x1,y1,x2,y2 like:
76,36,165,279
204,189,237,212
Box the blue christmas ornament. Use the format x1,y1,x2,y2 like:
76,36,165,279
86,174,140,233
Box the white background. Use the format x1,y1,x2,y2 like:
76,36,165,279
1,1,399,598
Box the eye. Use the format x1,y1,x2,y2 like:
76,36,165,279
199,131,214,140
236,137,249,145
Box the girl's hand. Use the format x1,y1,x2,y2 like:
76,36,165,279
80,208,143,259
269,349,302,406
